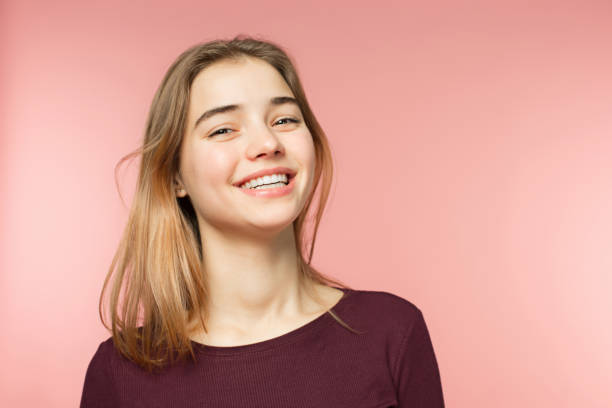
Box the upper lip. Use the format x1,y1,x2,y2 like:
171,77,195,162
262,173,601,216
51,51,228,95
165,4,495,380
233,166,297,187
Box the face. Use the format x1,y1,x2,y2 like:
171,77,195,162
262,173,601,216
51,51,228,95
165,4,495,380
175,57,316,239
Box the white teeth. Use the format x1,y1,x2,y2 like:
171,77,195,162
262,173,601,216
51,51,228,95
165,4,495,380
240,173,289,189
252,182,286,190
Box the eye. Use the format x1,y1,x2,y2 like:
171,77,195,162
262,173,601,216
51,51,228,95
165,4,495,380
274,117,301,126
208,118,301,138
209,128,234,137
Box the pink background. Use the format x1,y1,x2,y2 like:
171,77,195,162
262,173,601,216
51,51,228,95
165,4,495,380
2,0,611,406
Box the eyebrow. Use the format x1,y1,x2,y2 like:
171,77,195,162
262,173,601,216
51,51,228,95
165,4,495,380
193,96,300,130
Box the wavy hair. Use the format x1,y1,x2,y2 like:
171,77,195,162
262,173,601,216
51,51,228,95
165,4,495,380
100,34,359,373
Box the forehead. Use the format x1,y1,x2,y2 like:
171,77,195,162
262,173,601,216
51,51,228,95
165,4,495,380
189,57,293,107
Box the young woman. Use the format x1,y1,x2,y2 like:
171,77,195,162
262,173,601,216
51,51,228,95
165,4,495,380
80,35,445,407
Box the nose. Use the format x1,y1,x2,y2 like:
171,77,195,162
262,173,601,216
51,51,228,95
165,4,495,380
246,121,285,158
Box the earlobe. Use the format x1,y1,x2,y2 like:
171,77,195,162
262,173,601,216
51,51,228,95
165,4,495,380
174,175,187,197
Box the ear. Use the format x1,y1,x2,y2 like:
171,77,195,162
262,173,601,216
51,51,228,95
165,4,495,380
174,173,188,198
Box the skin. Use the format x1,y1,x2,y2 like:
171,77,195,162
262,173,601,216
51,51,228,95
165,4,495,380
174,56,343,346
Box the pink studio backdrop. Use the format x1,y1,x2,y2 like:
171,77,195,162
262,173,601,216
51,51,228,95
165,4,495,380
1,0,611,406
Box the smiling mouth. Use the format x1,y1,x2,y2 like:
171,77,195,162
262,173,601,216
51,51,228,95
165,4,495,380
236,173,296,189
235,173,297,197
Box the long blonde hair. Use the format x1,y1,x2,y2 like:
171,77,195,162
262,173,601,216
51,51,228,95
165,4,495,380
100,34,357,373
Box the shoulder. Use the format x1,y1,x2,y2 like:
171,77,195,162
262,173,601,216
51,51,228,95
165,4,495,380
335,288,434,378
85,336,118,372
343,287,423,327
86,336,115,364
80,336,119,406
338,287,426,344
85,336,127,374
91,336,117,360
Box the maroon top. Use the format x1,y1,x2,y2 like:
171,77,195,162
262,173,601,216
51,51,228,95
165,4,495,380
80,287,445,407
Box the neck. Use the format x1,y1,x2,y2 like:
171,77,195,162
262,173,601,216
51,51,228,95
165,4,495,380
197,222,315,331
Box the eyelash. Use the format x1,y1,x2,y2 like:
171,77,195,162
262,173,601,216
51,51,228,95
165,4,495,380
209,117,301,137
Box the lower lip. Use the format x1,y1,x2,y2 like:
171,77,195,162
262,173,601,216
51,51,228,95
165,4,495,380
236,176,296,198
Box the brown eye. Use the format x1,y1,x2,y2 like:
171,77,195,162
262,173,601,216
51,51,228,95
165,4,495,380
274,118,301,126
209,128,234,137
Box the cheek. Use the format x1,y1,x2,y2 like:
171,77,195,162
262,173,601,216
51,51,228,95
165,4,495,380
285,130,317,197
291,130,316,167
204,151,234,183
182,146,235,191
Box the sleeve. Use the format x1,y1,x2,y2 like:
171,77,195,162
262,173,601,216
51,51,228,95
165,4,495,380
79,340,118,408
393,308,446,407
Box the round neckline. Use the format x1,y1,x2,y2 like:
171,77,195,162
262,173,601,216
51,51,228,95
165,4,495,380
190,286,353,356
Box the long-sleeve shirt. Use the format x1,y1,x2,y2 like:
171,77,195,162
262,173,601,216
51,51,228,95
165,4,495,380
80,286,445,407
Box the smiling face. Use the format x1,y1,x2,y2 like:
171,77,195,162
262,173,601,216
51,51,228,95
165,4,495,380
175,57,316,239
